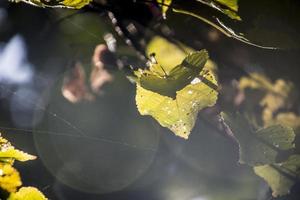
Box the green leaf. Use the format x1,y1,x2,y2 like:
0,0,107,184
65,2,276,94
136,50,209,98
8,187,47,200
221,112,295,166
254,154,300,197
0,164,22,193
11,0,91,9
136,67,218,139
157,0,172,19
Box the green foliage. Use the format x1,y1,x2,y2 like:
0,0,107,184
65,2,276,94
10,0,91,8
221,112,300,197
254,155,300,197
8,187,47,200
221,112,295,166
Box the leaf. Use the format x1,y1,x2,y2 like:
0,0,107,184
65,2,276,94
221,112,295,166
11,0,91,9
254,154,300,197
0,149,36,163
136,50,209,98
8,187,47,200
0,163,22,193
136,67,218,139
0,135,36,163
238,73,298,127
214,0,238,11
157,0,172,19
196,0,241,20
146,36,194,72
275,113,300,133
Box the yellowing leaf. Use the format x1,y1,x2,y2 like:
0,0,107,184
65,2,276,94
157,0,172,19
9,187,47,200
136,68,218,139
0,149,36,162
275,113,300,133
0,134,36,163
146,36,193,72
215,0,238,11
11,0,91,9
0,163,22,193
254,155,300,197
221,112,295,166
62,0,91,9
136,50,209,98
238,73,298,128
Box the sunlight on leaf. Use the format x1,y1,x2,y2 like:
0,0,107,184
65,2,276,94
0,149,36,163
0,164,21,193
215,0,238,11
146,36,193,72
136,50,209,98
0,135,36,163
8,187,47,200
157,0,172,19
254,154,300,197
11,0,91,9
221,112,295,166
136,67,218,139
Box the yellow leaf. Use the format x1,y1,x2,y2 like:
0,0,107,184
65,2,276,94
136,68,218,139
146,36,194,73
157,0,172,19
0,163,22,193
9,187,47,200
11,0,91,9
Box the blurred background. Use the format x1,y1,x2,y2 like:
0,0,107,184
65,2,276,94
0,0,300,199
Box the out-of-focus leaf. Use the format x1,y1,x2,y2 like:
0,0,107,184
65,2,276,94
275,113,300,133
8,187,47,200
238,73,298,127
0,135,36,163
254,154,300,197
0,164,22,193
136,50,209,98
11,0,91,9
196,0,241,20
146,36,194,72
221,112,295,166
214,0,238,11
0,149,36,163
157,0,172,19
136,67,218,139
